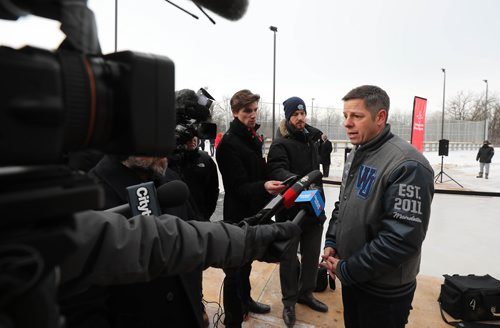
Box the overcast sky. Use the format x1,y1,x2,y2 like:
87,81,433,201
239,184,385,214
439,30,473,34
2,0,499,115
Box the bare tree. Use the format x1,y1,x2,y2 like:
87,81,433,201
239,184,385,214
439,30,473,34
446,91,476,120
487,99,500,144
211,95,232,132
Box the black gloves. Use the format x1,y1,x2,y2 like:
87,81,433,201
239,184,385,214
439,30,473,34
241,221,301,264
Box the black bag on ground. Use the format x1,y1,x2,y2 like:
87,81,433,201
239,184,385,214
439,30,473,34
439,274,500,325
314,266,328,292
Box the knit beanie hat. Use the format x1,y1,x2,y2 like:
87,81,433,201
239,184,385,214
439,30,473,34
283,97,306,121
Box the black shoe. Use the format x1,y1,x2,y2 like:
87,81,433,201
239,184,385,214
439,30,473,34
247,299,271,314
282,305,296,327
297,294,328,313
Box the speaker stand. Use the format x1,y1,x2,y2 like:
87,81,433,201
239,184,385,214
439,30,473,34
434,155,463,188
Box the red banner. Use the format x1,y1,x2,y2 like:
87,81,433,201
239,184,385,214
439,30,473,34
411,97,427,153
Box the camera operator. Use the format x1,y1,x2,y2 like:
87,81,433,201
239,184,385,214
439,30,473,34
169,89,220,223
168,137,219,327
166,89,220,326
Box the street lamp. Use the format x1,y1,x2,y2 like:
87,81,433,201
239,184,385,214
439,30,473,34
269,26,278,141
440,68,446,140
115,0,118,51
311,98,315,124
434,67,463,187
483,79,488,140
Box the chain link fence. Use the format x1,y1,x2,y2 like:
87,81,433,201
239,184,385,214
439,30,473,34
212,101,487,152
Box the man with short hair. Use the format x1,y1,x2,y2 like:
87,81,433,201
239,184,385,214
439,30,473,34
267,96,328,328
216,89,287,328
321,85,434,328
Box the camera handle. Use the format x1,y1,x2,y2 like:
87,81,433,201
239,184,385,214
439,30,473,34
59,2,102,54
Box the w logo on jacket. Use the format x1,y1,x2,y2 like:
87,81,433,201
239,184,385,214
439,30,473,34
356,165,377,199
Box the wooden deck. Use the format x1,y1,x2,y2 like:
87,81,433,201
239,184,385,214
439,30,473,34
203,262,497,327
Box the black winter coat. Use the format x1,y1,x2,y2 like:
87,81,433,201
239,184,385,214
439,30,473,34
216,118,271,223
62,155,203,328
320,139,333,165
476,145,495,163
169,149,219,221
267,120,325,222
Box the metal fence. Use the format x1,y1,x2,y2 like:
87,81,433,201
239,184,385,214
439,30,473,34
253,102,486,145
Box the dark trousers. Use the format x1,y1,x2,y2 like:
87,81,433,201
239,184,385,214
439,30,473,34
223,263,252,328
279,222,323,306
342,285,415,328
322,164,330,177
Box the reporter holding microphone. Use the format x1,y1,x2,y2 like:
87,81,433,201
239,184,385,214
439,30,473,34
216,89,286,328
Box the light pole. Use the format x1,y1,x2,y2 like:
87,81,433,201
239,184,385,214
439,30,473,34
311,98,315,124
270,26,278,141
114,0,118,51
483,79,488,141
434,67,463,187
440,68,446,141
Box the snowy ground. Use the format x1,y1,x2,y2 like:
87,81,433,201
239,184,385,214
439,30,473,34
213,148,500,279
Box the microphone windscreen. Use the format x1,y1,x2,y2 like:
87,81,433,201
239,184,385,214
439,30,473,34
157,180,190,208
192,0,248,20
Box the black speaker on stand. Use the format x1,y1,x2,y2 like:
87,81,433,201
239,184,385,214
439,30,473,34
434,139,463,187
438,139,449,156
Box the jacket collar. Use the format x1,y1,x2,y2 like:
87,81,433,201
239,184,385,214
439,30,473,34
230,118,260,137
280,119,321,143
356,124,394,153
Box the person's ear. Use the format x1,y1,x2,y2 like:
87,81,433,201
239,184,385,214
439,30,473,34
376,109,387,125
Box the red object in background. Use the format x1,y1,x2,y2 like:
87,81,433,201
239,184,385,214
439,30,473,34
411,97,428,153
214,132,223,149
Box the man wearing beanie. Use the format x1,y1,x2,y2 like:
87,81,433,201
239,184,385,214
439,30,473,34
216,89,287,328
267,96,328,327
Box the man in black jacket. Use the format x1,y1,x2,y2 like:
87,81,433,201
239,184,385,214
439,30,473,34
169,136,219,222
216,89,287,328
267,97,328,327
476,140,495,179
320,134,333,178
168,135,219,326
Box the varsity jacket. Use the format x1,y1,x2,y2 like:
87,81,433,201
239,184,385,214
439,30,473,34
325,125,434,297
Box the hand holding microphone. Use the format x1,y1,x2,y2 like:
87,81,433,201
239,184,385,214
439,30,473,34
264,180,287,196
244,170,322,226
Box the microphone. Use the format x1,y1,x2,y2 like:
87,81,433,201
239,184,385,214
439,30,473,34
105,180,190,216
192,0,248,20
245,170,322,225
282,170,323,209
292,189,325,226
127,181,161,216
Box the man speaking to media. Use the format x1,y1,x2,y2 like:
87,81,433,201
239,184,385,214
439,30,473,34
322,85,434,328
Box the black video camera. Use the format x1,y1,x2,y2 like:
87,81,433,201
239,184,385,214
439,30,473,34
1,10,176,166
0,1,176,326
174,88,217,148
